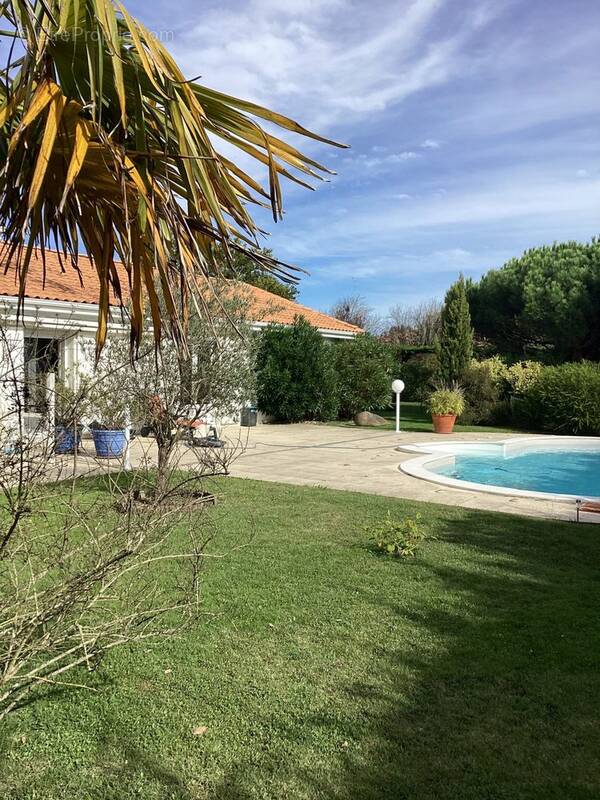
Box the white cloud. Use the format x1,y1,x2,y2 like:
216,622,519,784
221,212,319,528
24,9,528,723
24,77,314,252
435,248,471,260
270,167,600,263
389,151,420,162
338,150,422,177
421,139,441,148
171,0,499,135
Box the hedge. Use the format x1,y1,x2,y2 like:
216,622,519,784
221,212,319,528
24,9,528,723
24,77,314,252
522,361,600,435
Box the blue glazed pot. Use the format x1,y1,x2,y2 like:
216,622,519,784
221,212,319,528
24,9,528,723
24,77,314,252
55,426,81,455
91,429,127,458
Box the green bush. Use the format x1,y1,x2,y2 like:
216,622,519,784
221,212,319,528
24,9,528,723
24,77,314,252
478,355,511,393
256,317,338,422
461,361,502,424
369,512,426,558
398,353,438,401
506,360,543,396
335,334,393,418
522,361,600,434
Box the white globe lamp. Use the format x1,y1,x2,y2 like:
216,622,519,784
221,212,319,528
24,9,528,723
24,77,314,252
391,379,405,433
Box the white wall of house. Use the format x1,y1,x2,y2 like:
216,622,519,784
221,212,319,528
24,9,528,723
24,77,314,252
0,296,123,434
0,294,358,434
0,296,246,432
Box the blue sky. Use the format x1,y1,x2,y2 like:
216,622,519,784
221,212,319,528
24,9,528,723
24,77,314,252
130,0,600,315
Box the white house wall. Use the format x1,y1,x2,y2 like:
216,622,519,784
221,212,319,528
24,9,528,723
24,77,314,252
0,327,24,437
0,295,124,390
0,294,358,432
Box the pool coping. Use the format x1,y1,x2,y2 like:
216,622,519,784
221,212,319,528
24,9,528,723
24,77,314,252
397,435,600,504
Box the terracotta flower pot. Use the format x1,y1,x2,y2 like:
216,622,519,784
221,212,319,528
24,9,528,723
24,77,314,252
432,414,457,434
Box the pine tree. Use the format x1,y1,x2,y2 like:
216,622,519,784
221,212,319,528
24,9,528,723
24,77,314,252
436,275,473,384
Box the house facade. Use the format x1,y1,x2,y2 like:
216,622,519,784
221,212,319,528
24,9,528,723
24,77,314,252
0,248,360,430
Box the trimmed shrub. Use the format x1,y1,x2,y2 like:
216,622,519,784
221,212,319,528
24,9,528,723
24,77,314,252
522,361,600,434
335,334,393,418
389,344,436,359
256,317,338,422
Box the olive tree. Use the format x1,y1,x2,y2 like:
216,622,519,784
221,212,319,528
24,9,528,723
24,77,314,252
92,293,256,496
0,326,211,720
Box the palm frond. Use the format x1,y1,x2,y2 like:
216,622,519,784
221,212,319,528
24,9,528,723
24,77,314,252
0,0,347,355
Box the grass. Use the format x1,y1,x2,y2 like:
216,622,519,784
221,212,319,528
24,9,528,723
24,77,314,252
329,401,520,434
2,477,600,799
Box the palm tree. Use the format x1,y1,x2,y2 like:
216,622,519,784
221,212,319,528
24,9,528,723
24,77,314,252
0,0,344,355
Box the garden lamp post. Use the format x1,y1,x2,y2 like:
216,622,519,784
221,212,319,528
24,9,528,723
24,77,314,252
392,379,405,433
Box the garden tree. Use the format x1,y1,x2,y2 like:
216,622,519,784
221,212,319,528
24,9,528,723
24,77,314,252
329,295,383,334
92,292,256,496
256,317,338,422
0,0,344,357
384,300,442,345
468,240,600,361
216,244,299,301
335,334,394,418
0,324,226,719
436,275,473,383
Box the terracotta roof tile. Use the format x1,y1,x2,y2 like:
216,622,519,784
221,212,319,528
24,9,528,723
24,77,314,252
0,247,124,305
228,282,363,334
0,247,361,334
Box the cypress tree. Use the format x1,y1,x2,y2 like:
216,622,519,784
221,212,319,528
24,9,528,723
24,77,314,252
436,274,473,383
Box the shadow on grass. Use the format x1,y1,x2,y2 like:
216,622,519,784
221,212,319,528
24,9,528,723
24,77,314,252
102,742,198,800
6,498,598,799
293,510,600,799
95,725,256,800
79,509,600,799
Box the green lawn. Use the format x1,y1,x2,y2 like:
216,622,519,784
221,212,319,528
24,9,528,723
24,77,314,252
330,400,520,434
2,477,600,799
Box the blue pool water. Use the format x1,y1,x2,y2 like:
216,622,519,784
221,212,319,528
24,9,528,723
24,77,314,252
432,448,600,497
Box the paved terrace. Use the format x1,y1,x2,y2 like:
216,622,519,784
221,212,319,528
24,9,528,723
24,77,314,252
59,423,593,524
223,424,585,523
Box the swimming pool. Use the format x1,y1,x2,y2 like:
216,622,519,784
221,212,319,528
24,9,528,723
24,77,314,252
399,437,600,502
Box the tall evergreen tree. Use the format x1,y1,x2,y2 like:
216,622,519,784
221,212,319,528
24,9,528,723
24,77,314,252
436,275,473,383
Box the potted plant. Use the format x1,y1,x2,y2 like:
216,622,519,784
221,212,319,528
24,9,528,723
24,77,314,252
53,376,89,454
89,390,129,458
425,386,465,434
